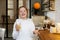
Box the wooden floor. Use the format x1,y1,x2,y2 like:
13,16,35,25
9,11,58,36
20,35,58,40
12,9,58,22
0,37,39,40
0,38,13,40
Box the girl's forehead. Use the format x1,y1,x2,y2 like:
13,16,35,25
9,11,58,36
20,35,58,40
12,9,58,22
19,7,26,11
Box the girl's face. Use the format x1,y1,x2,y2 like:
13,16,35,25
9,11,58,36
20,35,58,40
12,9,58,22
19,7,27,19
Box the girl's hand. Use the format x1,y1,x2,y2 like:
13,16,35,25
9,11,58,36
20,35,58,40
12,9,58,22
16,24,21,31
33,30,39,35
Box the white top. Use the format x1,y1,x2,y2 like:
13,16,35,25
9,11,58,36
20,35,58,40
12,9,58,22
12,18,35,40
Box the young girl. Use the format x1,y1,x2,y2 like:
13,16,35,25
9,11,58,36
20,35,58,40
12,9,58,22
12,6,38,40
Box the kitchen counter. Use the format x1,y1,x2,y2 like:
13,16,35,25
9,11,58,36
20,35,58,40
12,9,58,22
38,29,60,40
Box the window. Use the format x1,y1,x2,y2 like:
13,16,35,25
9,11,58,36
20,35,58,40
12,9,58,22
18,0,23,7
8,0,14,19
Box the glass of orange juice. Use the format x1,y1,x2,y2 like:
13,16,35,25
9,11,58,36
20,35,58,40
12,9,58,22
16,22,21,30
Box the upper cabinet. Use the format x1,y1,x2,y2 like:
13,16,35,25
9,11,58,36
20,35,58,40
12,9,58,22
42,0,50,12
49,0,55,11
42,0,55,12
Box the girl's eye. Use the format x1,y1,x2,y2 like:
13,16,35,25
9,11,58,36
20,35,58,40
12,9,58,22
20,11,22,12
24,10,25,12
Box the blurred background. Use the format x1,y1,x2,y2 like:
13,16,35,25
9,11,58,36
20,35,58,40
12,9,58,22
0,0,60,40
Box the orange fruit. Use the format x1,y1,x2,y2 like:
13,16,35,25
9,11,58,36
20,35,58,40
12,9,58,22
34,2,41,9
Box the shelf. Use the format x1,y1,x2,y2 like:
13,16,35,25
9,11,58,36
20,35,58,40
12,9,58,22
42,2,49,5
42,9,50,12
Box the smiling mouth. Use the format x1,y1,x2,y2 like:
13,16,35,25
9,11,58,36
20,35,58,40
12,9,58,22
22,14,25,16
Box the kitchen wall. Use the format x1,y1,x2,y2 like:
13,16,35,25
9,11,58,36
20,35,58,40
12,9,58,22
47,0,60,23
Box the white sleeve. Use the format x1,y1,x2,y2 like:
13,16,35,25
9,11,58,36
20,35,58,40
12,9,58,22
12,19,19,39
30,19,35,37
31,21,35,32
31,19,35,31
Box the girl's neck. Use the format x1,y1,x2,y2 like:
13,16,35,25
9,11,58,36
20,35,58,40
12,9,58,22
20,17,27,20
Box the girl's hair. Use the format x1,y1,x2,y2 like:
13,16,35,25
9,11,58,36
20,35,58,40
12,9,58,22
18,6,28,18
18,6,28,13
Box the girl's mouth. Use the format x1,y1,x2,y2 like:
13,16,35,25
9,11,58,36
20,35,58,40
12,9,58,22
22,14,25,16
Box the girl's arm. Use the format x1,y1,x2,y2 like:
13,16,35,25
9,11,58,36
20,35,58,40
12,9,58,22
31,19,38,36
12,19,19,39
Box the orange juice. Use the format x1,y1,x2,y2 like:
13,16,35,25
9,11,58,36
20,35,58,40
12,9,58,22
16,24,21,30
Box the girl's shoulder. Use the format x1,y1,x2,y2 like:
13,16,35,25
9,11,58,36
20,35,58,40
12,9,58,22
16,19,20,21
27,18,33,22
28,18,32,21
15,19,22,24
15,19,21,22
16,18,33,22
